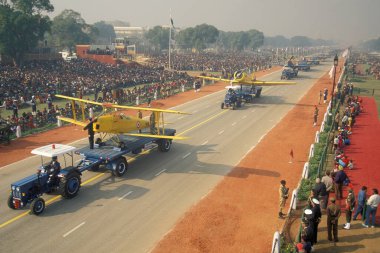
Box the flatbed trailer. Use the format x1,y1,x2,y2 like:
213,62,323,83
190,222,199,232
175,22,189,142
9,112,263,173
76,128,176,177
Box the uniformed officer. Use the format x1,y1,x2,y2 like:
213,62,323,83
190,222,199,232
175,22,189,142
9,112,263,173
279,180,289,218
47,156,61,185
326,197,341,242
310,198,322,244
83,117,96,149
137,110,143,133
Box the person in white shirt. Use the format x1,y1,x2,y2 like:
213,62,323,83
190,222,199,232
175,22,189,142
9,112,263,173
362,188,380,228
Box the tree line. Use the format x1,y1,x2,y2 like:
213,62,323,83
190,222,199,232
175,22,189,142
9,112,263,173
0,0,334,66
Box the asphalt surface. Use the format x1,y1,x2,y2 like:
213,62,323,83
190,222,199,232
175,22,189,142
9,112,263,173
0,64,330,253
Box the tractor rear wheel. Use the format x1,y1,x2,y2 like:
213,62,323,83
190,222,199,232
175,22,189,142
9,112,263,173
112,158,128,177
30,198,45,215
60,171,81,199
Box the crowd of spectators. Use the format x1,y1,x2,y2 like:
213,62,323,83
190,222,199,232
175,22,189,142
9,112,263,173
0,58,196,136
147,52,276,75
296,79,370,252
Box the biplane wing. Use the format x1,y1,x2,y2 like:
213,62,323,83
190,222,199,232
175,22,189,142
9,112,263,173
55,94,189,114
124,133,188,140
57,116,87,127
198,73,295,86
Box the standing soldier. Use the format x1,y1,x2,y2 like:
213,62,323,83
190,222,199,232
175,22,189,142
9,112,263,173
83,117,96,149
310,198,322,244
323,88,328,104
279,180,289,218
137,110,143,133
326,198,341,242
313,106,319,127
344,189,356,230
319,90,322,104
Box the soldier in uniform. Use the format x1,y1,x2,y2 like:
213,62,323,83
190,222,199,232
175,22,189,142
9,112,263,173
83,117,96,149
279,180,289,218
344,189,356,229
326,198,341,242
310,198,322,244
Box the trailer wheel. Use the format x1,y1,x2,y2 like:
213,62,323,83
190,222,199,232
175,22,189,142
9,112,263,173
221,103,224,109
60,172,81,199
7,194,15,209
158,139,172,152
30,198,45,215
113,158,128,177
255,89,261,98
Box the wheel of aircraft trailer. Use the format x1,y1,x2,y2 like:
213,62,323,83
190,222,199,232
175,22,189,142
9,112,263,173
112,157,128,177
221,102,225,109
158,139,172,152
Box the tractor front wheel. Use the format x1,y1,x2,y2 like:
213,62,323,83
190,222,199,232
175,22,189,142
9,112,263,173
30,198,45,215
7,194,15,209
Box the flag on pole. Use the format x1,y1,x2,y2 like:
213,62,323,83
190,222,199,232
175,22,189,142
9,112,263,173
328,65,334,79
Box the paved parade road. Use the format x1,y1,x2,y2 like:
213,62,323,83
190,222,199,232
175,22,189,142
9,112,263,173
0,65,329,253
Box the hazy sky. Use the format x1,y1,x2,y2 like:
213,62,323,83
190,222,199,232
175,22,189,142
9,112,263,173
49,0,380,45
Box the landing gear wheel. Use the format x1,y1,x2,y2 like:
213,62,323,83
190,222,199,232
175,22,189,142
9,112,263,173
7,194,15,209
158,139,172,152
113,158,128,177
221,103,224,109
95,138,102,145
60,172,81,199
118,142,126,149
30,197,45,215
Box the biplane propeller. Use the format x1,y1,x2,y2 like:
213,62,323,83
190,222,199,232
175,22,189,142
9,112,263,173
55,95,190,145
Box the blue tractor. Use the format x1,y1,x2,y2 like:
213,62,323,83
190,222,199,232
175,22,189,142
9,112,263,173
281,67,298,80
221,88,241,109
7,144,82,215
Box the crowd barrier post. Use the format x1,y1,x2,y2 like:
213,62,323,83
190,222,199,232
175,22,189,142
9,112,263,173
16,125,22,138
288,189,298,213
308,144,314,158
320,120,325,132
302,162,309,179
315,131,320,143
271,231,281,253
57,118,62,127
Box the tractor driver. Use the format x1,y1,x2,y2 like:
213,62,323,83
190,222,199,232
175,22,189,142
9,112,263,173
47,156,61,185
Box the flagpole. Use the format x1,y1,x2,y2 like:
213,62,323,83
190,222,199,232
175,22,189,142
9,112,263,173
168,10,172,70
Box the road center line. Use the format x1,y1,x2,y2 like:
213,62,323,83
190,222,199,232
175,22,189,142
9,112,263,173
218,130,224,135
242,115,247,119
182,152,191,159
177,116,184,120
63,222,85,238
232,122,237,126
155,169,167,177
201,140,209,145
118,191,133,201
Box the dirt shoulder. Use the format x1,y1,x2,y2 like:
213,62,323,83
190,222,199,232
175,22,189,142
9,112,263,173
152,65,343,252
0,67,280,168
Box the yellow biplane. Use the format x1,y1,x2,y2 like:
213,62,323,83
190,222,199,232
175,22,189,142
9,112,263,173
198,70,295,109
198,70,295,86
55,95,189,145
